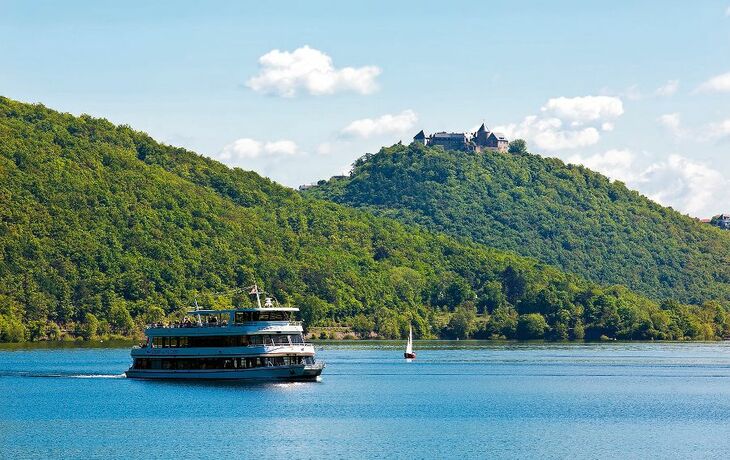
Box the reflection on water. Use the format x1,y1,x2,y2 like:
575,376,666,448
3,342,730,459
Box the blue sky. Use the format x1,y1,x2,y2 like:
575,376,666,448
2,0,730,216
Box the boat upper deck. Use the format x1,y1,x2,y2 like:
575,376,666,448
186,308,300,315
145,307,303,336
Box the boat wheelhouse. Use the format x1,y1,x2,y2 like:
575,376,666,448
125,287,324,381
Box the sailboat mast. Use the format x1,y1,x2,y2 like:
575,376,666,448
406,325,413,354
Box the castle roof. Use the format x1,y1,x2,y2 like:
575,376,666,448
477,123,488,134
413,130,426,140
432,131,466,139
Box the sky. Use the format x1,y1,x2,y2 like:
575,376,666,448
1,0,730,217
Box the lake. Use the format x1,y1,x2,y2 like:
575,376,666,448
2,341,730,459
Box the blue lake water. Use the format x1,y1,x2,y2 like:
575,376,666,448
3,341,730,459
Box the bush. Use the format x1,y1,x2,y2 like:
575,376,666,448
0,315,28,342
447,304,477,339
78,313,99,340
486,305,518,338
516,313,547,340
109,301,135,334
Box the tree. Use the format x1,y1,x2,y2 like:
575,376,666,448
477,280,507,314
486,305,518,338
508,139,528,154
447,304,477,339
0,315,27,342
516,313,547,340
2,96,728,344
109,300,135,334
350,313,375,337
79,313,99,340
502,266,528,305
143,306,166,325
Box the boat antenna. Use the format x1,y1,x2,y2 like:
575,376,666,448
193,296,203,326
250,283,262,308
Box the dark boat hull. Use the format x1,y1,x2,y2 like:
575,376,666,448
125,363,324,381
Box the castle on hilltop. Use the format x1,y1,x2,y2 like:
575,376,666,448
413,123,509,153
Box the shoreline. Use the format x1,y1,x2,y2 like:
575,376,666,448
1,338,727,351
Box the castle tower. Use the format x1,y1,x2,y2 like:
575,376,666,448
474,123,490,151
413,130,427,145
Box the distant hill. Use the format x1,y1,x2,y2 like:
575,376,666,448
0,97,726,343
304,143,730,304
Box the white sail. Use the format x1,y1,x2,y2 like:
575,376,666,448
405,326,413,354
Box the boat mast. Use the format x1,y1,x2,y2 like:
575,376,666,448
406,325,413,354
194,297,202,326
253,283,262,308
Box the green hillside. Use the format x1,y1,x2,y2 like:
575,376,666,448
305,143,730,305
0,97,727,342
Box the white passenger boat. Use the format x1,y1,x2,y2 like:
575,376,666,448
125,286,324,381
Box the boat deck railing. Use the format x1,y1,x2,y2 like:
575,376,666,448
146,320,303,329
133,341,315,350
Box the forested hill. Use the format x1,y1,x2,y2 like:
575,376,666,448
0,97,727,343
304,143,730,304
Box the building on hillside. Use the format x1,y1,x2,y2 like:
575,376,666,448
712,214,730,230
473,123,509,152
412,122,509,153
413,130,427,145
428,132,470,151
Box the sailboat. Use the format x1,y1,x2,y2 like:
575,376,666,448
404,325,416,359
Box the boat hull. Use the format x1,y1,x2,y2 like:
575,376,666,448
404,352,416,359
125,364,324,381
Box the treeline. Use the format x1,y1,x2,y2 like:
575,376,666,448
305,143,730,304
0,97,727,343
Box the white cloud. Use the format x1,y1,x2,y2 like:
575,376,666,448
567,149,636,183
696,71,730,93
658,112,683,137
623,85,643,101
541,96,624,122
637,155,726,216
246,45,381,97
602,81,679,100
532,126,600,150
220,138,262,160
495,95,623,152
655,79,679,96
316,142,334,155
706,119,730,141
658,113,681,130
496,116,601,151
220,138,299,161
659,114,730,142
568,150,727,216
264,140,299,156
341,109,418,138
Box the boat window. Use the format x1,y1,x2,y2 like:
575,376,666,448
234,312,254,323
142,356,313,370
257,311,290,321
146,334,303,349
